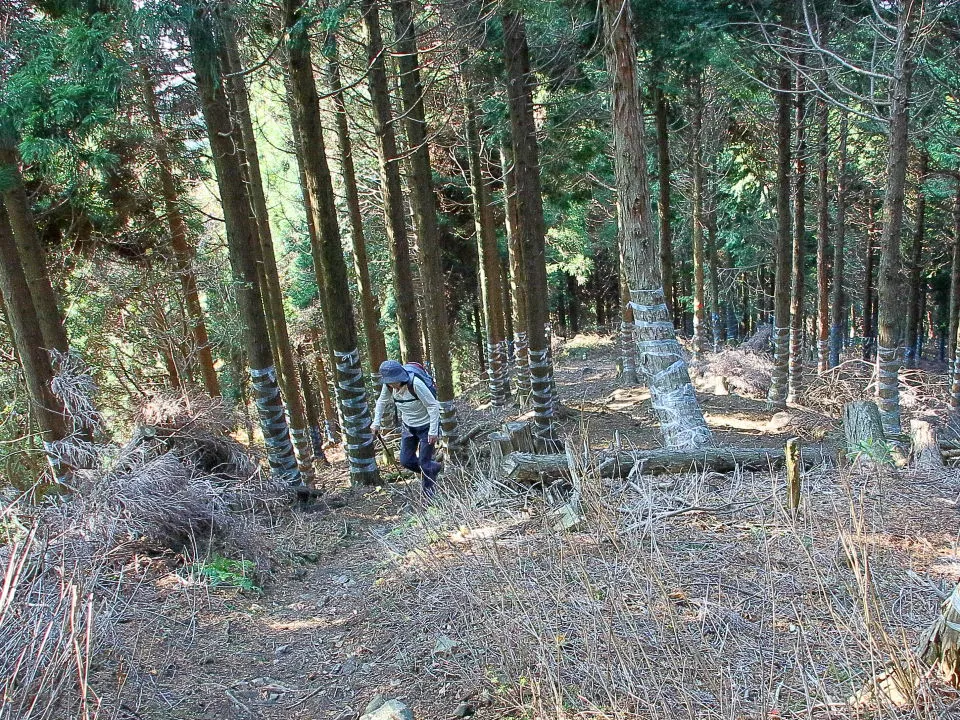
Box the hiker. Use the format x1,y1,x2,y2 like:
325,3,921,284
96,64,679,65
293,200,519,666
371,359,442,495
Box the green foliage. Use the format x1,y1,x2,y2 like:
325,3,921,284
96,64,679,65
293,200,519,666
187,555,261,592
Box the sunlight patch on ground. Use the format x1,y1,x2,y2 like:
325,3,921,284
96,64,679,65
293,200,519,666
265,617,329,632
606,387,650,411
703,412,771,433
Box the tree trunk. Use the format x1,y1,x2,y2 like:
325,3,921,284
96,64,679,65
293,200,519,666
567,274,580,334
464,82,510,407
706,191,722,350
501,141,530,405
653,84,675,322
296,348,327,463
473,301,486,372
862,206,877,360
360,0,422,362
391,0,459,440
601,0,712,449
140,66,221,397
815,89,830,373
310,328,341,443
223,23,314,485
0,204,70,483
768,46,793,409
904,149,928,369
690,77,706,361
285,0,378,484
949,185,960,367
831,117,850,363
619,277,639,384
325,40,388,376
875,3,916,437
502,12,556,438
787,70,807,404
187,6,300,485
0,141,70,355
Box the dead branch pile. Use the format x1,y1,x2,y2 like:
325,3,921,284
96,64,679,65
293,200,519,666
801,362,951,419
740,324,772,353
689,347,773,399
0,389,290,718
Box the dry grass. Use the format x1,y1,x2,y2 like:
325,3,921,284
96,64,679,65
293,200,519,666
690,347,774,399
371,451,960,720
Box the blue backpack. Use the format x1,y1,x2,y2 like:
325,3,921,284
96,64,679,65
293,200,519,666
404,362,438,398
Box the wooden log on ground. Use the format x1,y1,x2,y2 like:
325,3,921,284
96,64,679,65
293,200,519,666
500,446,828,483
911,418,943,470
505,421,535,453
842,401,889,462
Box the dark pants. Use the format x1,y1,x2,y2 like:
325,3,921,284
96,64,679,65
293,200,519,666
399,423,441,492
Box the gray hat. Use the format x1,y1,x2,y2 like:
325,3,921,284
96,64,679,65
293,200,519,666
378,359,409,384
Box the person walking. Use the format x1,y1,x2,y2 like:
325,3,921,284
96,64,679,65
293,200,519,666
371,359,441,495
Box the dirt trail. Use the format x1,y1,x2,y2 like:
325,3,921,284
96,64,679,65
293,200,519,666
115,347,960,719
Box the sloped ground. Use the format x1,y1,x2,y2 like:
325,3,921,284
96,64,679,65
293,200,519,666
103,342,960,720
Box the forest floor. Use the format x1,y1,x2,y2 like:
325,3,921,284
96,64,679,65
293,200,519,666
109,336,960,720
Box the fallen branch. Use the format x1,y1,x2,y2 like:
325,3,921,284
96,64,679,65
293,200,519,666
500,446,830,483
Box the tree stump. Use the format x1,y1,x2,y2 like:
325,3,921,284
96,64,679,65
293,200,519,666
785,437,801,517
919,582,960,687
842,401,889,464
488,432,514,480
910,418,943,470
505,421,535,453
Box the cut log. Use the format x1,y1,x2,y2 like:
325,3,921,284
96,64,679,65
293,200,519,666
500,446,828,483
842,401,889,463
505,421,535,453
910,418,943,470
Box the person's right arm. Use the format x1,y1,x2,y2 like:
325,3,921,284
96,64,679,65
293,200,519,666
371,384,391,431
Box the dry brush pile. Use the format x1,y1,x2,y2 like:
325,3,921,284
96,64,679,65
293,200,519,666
1,390,290,719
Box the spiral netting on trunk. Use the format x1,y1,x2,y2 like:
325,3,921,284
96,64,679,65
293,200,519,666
527,346,556,438
334,348,378,482
486,340,511,407
249,365,300,485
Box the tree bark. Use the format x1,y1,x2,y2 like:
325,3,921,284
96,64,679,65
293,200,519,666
0,141,70,355
787,69,807,404
285,0,379,484
360,0,422,362
601,0,712,449
502,12,556,438
325,40,388,376
842,400,888,461
904,148,928,368
949,186,960,369
653,84,675,322
501,141,530,404
0,203,70,483
223,22,314,484
690,76,707,361
768,37,793,409
391,0,459,440
863,205,877,360
140,66,221,397
464,81,510,407
706,191,722,350
815,92,830,373
875,3,916,437
187,5,301,485
310,327,341,443
909,418,942,470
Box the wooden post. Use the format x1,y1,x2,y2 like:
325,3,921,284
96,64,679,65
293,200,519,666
785,437,801,517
